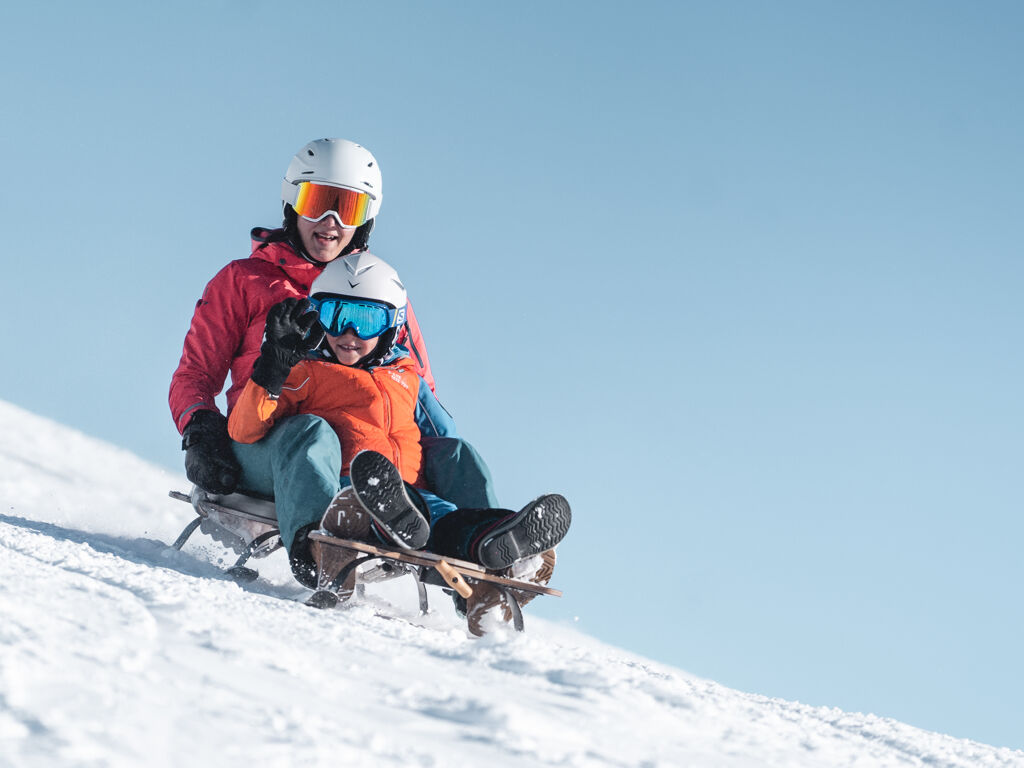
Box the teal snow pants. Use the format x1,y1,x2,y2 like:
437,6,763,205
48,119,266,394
231,414,342,552
231,415,498,553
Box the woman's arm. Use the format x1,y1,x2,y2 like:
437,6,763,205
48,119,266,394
169,263,249,433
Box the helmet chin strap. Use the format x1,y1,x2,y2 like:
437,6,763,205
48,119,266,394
356,328,399,369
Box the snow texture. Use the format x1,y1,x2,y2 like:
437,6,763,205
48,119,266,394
1,399,1021,768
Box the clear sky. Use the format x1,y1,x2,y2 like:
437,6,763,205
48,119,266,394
2,0,1021,750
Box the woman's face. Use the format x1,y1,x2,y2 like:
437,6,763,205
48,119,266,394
296,214,357,263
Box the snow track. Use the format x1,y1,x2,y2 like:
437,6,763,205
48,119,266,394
1,400,1021,767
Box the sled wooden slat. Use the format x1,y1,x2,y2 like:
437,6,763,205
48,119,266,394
307,532,562,597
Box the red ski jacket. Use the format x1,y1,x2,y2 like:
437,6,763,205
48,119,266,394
169,228,435,434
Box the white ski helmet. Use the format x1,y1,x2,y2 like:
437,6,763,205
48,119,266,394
310,252,407,312
281,138,383,220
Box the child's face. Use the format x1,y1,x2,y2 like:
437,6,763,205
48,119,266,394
327,328,378,365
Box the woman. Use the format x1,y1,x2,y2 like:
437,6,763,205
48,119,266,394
169,138,496,583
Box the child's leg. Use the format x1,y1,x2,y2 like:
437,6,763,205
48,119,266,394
230,414,342,554
312,475,453,600
346,450,431,549
414,487,458,527
427,495,571,570
321,468,456,548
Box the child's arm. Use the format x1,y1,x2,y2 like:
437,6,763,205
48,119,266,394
227,370,308,443
414,376,458,437
228,298,321,444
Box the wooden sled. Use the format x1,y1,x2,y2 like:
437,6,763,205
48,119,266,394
168,488,562,631
306,532,561,631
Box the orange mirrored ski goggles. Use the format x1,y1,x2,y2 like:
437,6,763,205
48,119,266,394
291,182,373,228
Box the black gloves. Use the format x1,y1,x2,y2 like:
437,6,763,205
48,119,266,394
251,298,325,396
182,409,241,494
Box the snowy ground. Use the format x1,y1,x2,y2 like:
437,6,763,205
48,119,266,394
1,399,1021,768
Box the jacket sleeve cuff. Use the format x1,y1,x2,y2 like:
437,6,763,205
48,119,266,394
227,380,280,444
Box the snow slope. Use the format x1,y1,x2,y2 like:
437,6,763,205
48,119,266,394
0,400,1021,768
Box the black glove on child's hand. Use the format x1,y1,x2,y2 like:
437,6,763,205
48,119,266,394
182,409,241,494
251,298,325,396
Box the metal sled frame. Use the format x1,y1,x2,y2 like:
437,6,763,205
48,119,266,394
168,489,562,631
168,487,283,582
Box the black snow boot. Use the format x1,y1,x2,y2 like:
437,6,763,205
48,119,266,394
428,494,571,571
288,523,320,589
348,450,430,550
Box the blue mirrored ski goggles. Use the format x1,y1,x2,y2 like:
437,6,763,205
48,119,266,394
309,296,405,339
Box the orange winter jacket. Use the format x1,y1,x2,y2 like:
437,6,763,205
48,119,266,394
228,356,428,486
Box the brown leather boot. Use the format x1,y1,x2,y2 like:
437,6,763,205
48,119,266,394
312,487,373,600
321,486,372,540
466,549,557,637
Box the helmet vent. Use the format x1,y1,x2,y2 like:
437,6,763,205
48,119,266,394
307,149,315,156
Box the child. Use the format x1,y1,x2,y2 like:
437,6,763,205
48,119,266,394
228,252,571,634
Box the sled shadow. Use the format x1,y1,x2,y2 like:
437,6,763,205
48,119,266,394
0,512,304,601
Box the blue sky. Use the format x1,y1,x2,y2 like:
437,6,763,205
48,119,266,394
2,0,1022,750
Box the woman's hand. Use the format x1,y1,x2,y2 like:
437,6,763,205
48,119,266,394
182,410,241,494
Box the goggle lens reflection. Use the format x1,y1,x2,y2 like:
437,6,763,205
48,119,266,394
292,182,372,228
311,297,396,339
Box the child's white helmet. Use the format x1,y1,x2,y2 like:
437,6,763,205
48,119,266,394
281,138,383,220
310,252,407,311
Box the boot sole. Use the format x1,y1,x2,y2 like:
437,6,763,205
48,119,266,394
477,494,571,571
349,450,429,550
320,488,371,541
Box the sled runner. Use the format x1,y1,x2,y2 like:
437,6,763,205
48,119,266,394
167,488,561,631
168,487,283,582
